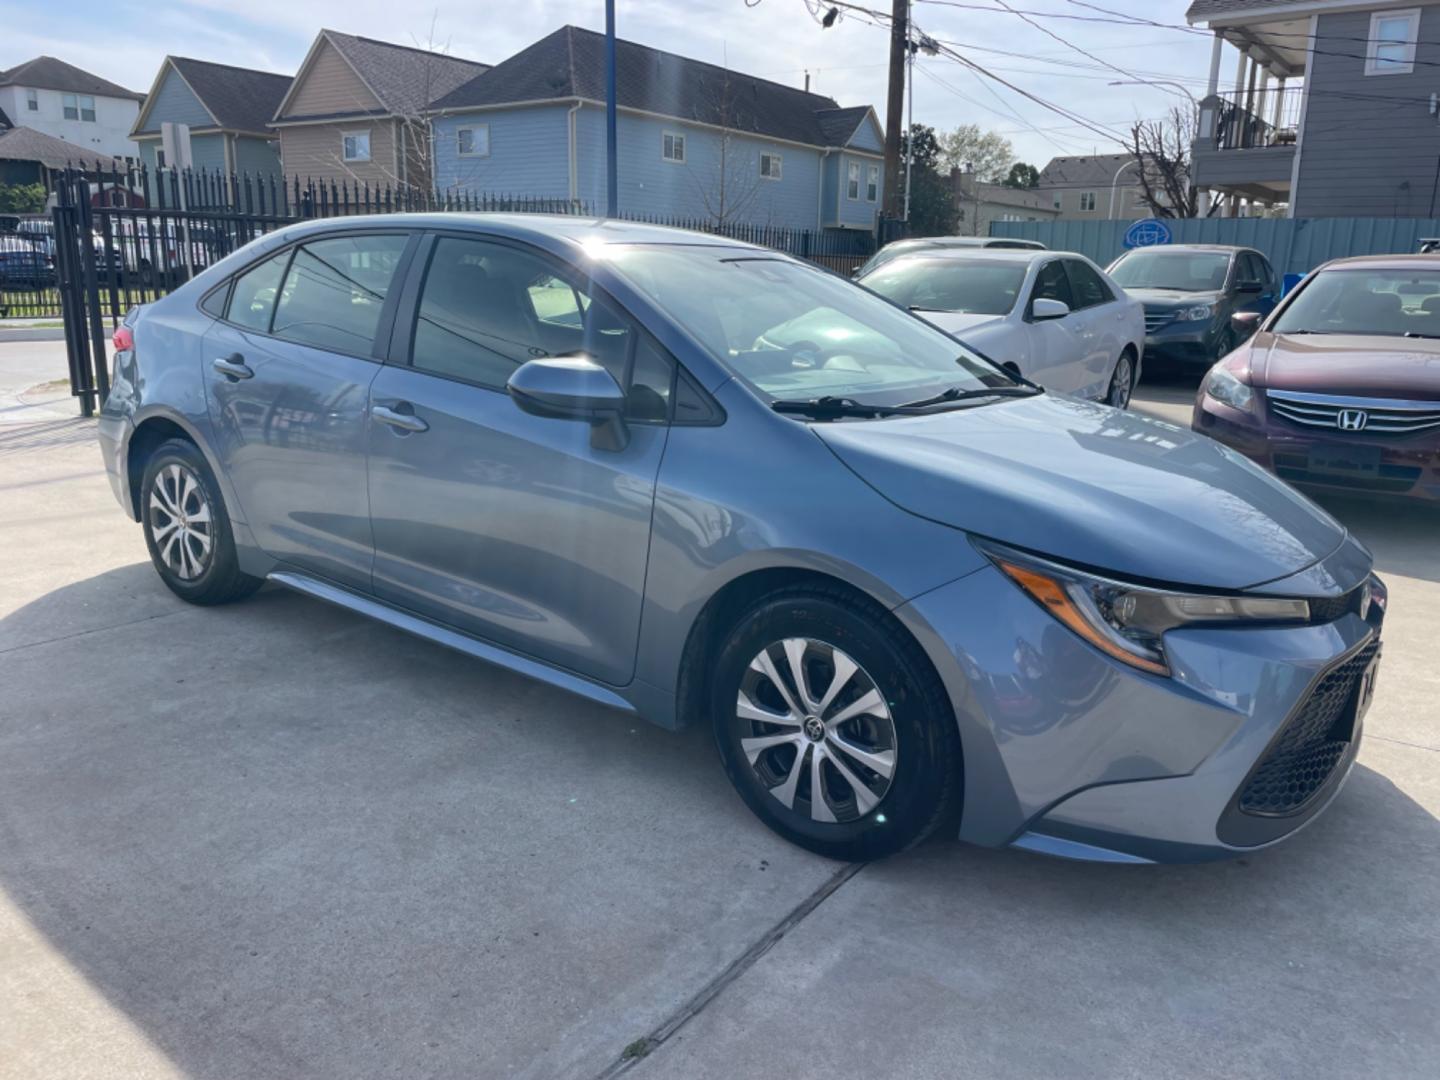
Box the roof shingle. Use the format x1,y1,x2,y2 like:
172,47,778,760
321,31,491,117
0,56,142,101
164,57,292,135
0,124,116,169
433,26,876,150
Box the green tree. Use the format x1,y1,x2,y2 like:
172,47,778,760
0,182,46,213
900,124,959,236
1002,162,1040,190
936,125,1014,182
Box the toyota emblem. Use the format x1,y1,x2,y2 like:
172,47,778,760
1337,408,1369,432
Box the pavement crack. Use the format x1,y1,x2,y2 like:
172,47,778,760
1367,733,1440,754
0,608,187,657
589,861,864,1080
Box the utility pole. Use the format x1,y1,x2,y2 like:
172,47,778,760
903,0,914,221
882,0,907,224
606,0,618,218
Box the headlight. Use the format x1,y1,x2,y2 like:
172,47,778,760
1176,303,1216,322
1203,366,1253,411
982,545,1310,676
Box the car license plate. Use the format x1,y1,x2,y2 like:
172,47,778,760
1308,443,1381,477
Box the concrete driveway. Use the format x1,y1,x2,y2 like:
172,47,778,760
1,343,1436,1079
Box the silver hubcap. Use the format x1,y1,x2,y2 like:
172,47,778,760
148,463,212,581
1110,355,1133,408
737,638,897,824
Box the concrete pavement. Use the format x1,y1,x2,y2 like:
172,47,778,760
0,363,1436,1080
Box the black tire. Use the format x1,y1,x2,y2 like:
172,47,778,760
140,438,262,605
1214,326,1239,362
1105,348,1136,409
711,585,962,862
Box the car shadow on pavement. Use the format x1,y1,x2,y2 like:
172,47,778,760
2,567,1437,1079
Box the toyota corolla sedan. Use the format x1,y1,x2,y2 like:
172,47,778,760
1194,254,1440,501
98,215,1384,865
857,249,1144,407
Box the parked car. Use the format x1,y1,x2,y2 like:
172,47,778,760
1194,254,1440,501
0,235,55,287
1108,244,1279,372
99,215,1385,865
857,249,1144,407
854,234,1046,277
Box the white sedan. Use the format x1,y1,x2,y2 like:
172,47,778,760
857,249,1145,408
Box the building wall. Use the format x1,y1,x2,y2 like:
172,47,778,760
135,131,228,173
432,105,573,199
233,135,284,180
0,84,138,161
1293,7,1440,217
135,66,214,134
285,39,380,117
830,151,882,229
278,119,399,185
848,114,884,153
1040,183,1150,219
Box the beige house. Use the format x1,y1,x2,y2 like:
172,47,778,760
1036,154,1159,220
950,169,1060,236
271,30,489,188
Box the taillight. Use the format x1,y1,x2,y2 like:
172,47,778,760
113,325,134,352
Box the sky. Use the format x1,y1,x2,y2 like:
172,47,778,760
0,0,1226,169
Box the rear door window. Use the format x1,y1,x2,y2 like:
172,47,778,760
226,251,289,332
271,233,409,354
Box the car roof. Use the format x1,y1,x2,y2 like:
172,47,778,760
1317,253,1440,271
1121,244,1246,255
886,248,1081,265
268,212,762,252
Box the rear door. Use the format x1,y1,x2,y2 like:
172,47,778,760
365,233,674,686
1019,257,1088,392
1062,258,1124,399
202,231,414,590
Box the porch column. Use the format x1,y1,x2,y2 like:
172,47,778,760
1207,31,1224,97
1271,77,1287,127
1234,46,1248,95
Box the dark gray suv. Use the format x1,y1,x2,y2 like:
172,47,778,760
1108,244,1279,372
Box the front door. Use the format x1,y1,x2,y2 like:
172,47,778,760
366,235,675,686
1021,257,1089,393
1062,258,1125,399
202,232,412,590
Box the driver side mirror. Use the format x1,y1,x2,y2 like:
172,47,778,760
506,355,629,451
1231,310,1262,335
1032,298,1070,320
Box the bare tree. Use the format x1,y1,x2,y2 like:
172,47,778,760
690,66,765,227
1128,107,1222,219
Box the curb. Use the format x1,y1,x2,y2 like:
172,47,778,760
0,328,67,343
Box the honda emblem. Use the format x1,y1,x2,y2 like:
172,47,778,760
1337,409,1369,432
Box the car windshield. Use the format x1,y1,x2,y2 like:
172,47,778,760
1272,267,1440,337
860,257,1026,315
1109,250,1231,291
853,242,938,278
606,246,1015,407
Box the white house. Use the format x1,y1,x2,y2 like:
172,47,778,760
0,56,143,162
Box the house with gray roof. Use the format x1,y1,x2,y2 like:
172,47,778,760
0,56,142,162
428,25,886,231
270,29,490,188
0,124,108,186
1188,0,1440,217
130,57,292,181
951,169,1060,235
1035,154,1166,220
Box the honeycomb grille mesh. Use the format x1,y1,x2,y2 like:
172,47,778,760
1239,639,1379,816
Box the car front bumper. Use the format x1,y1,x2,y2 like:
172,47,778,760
896,556,1383,864
1194,396,1440,502
1144,318,1225,366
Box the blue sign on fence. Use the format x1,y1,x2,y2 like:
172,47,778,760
1124,218,1173,249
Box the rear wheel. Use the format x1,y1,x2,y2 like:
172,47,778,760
1106,349,1135,409
711,587,962,862
140,439,261,605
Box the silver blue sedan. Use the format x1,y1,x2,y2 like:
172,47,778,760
97,215,1385,864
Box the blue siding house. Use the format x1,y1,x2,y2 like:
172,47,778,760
430,26,884,233
131,57,290,182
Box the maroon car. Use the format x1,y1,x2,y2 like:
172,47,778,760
1193,254,1440,502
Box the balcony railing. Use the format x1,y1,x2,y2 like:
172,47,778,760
1210,86,1305,150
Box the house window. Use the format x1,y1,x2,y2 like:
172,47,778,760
662,131,686,163
760,153,782,180
457,125,490,157
958,208,966,222
866,164,879,201
1367,8,1420,75
1052,193,1061,209
80,96,96,122
62,94,95,122
1079,191,1096,212
62,93,78,120
847,161,860,200
26,89,38,111
342,130,372,162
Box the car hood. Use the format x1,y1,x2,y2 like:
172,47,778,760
1125,289,1224,309
1251,331,1440,397
815,393,1347,591
912,311,1008,337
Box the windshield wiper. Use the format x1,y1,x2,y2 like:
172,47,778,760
770,396,900,419
895,384,1041,410
1404,330,1440,339
908,305,958,313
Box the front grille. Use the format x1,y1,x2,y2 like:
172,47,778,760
1239,638,1379,816
1268,390,1440,436
1308,587,1361,624
1143,308,1175,333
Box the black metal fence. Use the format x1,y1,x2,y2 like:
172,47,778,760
31,161,878,414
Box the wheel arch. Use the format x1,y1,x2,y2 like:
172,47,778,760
125,408,220,520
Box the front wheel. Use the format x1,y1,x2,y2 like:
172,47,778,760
711,587,962,862
1106,349,1136,409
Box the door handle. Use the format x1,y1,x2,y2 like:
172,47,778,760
212,355,253,380
372,404,429,433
